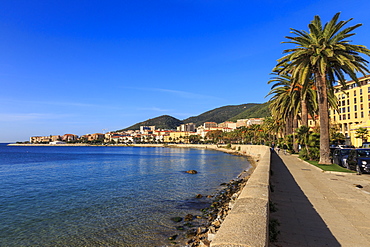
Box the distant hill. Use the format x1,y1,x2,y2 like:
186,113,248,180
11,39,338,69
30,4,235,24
117,103,270,131
119,115,183,131
228,102,271,121
183,103,259,126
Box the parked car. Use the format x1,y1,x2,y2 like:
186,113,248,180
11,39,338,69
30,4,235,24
332,148,351,168
362,142,370,148
347,149,370,174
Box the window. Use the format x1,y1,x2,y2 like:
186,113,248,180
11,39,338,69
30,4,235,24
348,114,350,119
348,99,350,105
354,90,357,96
354,98,357,104
361,112,364,118
342,107,346,113
334,116,336,121
361,104,364,110
342,100,345,106
360,88,363,95
355,112,358,118
368,86,370,93
343,115,346,120
354,105,357,111
348,106,350,112
360,96,363,103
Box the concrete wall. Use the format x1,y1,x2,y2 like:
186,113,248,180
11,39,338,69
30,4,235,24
211,145,271,247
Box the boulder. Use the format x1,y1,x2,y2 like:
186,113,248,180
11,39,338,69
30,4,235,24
186,170,198,174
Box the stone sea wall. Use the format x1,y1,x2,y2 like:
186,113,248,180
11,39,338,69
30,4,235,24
167,144,271,246
210,144,270,247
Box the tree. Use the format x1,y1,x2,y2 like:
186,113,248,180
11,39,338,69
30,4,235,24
355,127,368,144
275,13,370,164
188,135,200,144
205,130,223,143
295,125,311,156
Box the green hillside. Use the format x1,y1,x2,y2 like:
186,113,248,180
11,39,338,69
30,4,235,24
119,115,183,131
118,103,271,131
183,103,259,126
228,102,271,121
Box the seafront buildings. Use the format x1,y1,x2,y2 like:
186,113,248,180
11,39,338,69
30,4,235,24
330,75,370,146
29,118,264,144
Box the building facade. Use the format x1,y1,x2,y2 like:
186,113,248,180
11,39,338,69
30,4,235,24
331,75,370,146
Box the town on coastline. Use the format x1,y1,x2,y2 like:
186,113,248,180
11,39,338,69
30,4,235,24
28,118,264,145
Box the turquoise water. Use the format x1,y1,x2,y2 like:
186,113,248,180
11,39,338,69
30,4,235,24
0,144,250,246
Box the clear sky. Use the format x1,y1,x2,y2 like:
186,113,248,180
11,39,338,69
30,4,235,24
1,0,370,142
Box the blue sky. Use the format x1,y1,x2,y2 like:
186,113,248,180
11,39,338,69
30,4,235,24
1,0,370,142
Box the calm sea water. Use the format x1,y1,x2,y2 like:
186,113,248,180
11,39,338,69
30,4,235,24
0,144,250,247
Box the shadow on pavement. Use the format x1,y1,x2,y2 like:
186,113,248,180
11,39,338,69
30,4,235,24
269,152,340,247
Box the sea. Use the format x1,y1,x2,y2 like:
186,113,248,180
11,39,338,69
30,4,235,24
0,144,251,247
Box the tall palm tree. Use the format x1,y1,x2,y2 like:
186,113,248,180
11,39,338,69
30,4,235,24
267,74,298,136
275,12,370,164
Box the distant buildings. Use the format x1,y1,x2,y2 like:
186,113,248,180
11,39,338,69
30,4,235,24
29,118,265,144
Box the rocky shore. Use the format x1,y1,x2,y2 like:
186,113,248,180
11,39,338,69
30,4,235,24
164,153,256,247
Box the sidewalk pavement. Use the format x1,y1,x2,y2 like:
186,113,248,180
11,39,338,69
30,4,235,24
269,152,370,247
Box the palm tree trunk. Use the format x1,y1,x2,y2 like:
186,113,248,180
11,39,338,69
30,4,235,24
293,114,299,153
301,99,308,126
286,114,293,135
316,72,331,164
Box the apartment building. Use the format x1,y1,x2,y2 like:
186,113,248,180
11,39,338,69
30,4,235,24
203,122,218,129
177,123,196,132
218,121,237,130
331,75,370,146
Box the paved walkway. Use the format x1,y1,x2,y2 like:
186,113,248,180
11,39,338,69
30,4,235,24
269,152,370,247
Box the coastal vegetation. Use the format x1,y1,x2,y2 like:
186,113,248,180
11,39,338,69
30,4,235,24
267,12,370,164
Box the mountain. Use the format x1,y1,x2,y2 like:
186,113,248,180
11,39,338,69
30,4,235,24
117,103,270,131
183,103,259,126
119,115,183,131
228,102,271,121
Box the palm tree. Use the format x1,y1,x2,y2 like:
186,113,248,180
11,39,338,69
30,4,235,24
355,127,368,144
295,125,311,156
275,12,370,164
267,74,298,136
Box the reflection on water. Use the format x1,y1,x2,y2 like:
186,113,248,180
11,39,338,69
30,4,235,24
0,145,250,246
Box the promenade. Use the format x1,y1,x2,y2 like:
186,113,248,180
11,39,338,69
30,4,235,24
270,152,370,247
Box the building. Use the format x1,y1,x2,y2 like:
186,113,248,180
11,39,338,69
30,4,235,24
165,131,195,143
177,123,196,132
236,119,248,127
246,118,264,126
203,122,218,129
140,126,155,134
30,135,61,143
81,133,105,142
331,75,370,146
218,121,237,130
61,134,78,142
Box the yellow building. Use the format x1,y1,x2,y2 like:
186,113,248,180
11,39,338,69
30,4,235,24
331,75,370,147
164,131,195,143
